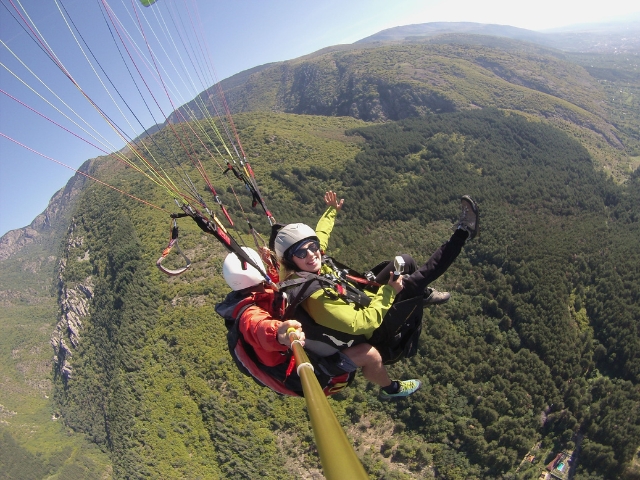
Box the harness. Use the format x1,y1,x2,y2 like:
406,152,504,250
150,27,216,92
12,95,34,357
274,269,375,355
321,255,386,293
215,289,356,396
277,271,372,317
277,257,426,365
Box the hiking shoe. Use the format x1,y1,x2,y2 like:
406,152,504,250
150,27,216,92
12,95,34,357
423,288,451,305
379,379,422,399
457,195,479,240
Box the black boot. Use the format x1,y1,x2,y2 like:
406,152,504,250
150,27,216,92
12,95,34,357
457,195,479,240
423,288,451,305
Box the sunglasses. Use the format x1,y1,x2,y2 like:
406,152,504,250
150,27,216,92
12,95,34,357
292,241,320,259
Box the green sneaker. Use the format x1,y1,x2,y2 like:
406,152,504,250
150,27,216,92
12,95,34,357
379,379,422,399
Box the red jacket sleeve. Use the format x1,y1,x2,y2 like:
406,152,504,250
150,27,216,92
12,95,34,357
238,305,289,366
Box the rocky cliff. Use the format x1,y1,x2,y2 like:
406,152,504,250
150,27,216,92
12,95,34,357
0,159,95,383
50,221,94,381
0,159,93,261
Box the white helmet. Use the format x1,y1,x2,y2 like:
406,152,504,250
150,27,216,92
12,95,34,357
222,247,267,291
274,223,318,260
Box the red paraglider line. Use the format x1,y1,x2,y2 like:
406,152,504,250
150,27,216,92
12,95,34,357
1,88,111,155
105,0,220,205
1,132,170,213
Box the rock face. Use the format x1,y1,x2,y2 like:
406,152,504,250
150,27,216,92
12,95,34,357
0,160,91,261
0,160,95,380
0,227,41,261
50,223,93,381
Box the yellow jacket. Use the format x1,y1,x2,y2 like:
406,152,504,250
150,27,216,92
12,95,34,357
301,206,397,339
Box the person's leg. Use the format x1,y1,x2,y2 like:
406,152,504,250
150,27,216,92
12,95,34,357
399,228,468,299
373,254,450,304
343,343,391,387
399,195,479,300
373,254,417,284
343,343,422,398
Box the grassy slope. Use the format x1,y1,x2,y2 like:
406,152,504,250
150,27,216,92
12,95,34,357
565,51,640,176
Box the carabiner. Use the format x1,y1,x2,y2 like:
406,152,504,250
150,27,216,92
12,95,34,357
156,219,191,276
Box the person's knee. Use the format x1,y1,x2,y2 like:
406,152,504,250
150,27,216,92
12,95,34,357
344,343,382,367
361,344,383,366
401,254,418,273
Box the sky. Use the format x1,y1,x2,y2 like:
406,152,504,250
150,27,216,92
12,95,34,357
1,0,639,237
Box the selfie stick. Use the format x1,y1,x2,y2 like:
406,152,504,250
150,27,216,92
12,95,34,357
287,329,368,480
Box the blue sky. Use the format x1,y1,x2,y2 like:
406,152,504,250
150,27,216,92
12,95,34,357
1,0,638,237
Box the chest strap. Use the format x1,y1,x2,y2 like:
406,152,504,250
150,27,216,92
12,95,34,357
277,273,371,320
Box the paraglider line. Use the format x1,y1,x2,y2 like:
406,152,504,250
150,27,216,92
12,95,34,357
1,132,170,213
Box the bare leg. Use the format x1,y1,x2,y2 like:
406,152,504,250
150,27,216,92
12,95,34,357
343,343,391,387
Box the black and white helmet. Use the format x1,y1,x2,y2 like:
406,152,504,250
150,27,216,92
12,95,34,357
274,223,317,260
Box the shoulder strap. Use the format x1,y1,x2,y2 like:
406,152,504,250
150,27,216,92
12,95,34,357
216,290,250,323
277,273,371,320
322,255,383,290
277,276,316,290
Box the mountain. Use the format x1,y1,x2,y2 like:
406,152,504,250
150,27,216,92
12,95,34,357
356,22,552,46
0,158,112,478
172,26,639,182
0,161,90,261
356,20,640,53
2,23,640,480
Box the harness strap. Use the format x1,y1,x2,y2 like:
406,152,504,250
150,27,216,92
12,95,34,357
233,301,255,321
346,274,381,287
277,273,371,321
323,255,381,289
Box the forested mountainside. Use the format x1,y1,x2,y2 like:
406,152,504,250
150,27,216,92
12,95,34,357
1,28,639,479
0,160,113,478
2,107,638,479
174,34,640,182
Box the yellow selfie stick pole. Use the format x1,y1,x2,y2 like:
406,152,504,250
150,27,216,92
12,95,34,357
287,328,368,480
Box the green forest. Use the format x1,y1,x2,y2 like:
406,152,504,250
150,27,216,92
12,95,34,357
9,107,631,479
268,108,640,478
2,27,640,480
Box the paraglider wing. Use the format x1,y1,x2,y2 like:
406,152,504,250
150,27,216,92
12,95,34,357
139,0,158,6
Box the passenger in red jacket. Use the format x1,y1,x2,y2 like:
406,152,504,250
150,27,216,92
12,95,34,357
236,285,303,367
217,247,421,398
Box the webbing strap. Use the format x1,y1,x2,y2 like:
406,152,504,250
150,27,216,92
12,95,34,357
323,255,381,289
277,273,371,320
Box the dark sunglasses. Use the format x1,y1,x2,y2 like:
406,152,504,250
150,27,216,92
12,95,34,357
292,241,320,259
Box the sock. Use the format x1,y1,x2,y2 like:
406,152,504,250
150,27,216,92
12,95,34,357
382,380,400,394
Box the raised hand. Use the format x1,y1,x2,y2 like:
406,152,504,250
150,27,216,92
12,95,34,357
324,190,344,211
